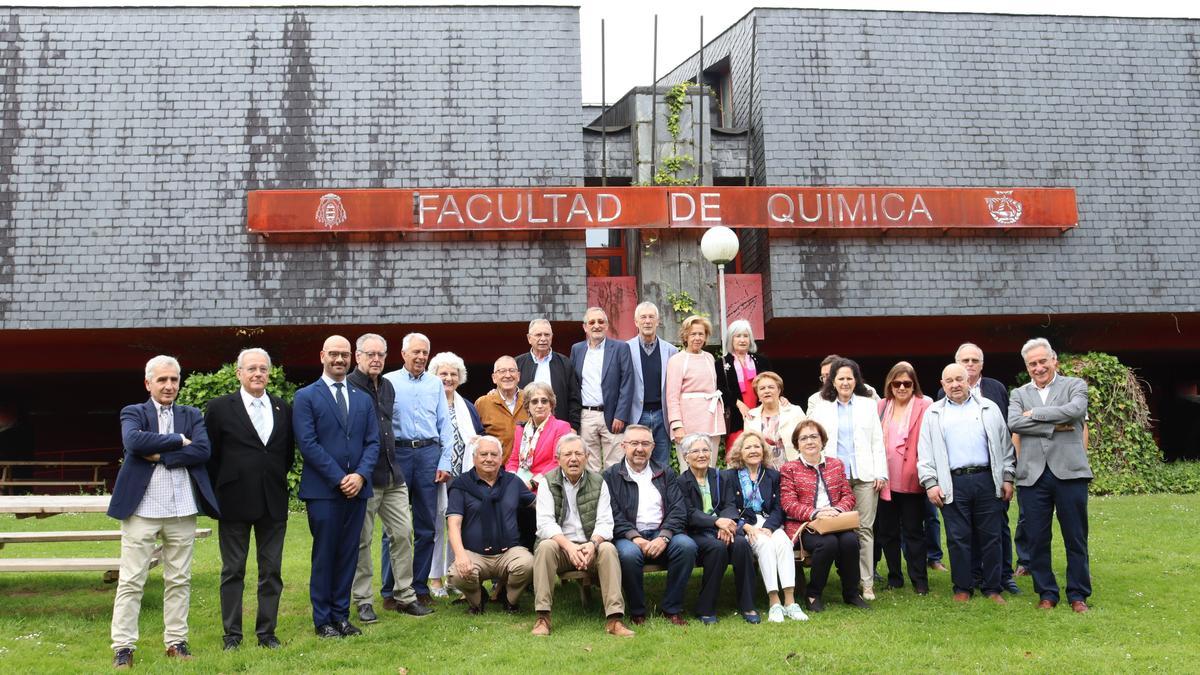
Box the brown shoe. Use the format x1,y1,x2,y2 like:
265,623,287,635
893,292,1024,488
928,561,948,572
605,618,635,637
952,592,970,603
1014,566,1030,577
416,593,435,607
987,593,1007,605
1070,600,1089,614
382,597,399,612
1037,599,1057,610
164,642,193,660
664,613,688,626
531,614,551,636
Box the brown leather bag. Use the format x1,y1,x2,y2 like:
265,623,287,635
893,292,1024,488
804,510,860,535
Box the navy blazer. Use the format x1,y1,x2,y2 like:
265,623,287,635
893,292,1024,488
108,399,219,520
937,376,1010,425
721,466,784,532
677,468,739,536
516,350,582,431
292,378,381,501
570,338,636,430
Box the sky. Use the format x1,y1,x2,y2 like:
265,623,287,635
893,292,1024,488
14,0,1200,103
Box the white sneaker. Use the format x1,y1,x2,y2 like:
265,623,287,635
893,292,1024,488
783,603,809,621
862,587,876,601
767,604,785,623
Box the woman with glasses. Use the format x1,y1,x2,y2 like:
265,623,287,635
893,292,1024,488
806,357,887,601
507,381,573,548
742,371,806,469
716,320,772,459
666,316,725,469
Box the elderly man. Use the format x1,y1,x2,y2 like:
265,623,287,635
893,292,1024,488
625,302,678,467
604,424,697,626
384,333,457,605
447,435,537,613
531,434,634,637
108,356,219,668
516,318,582,431
294,335,380,638
476,355,529,464
918,363,1015,604
350,334,431,622
1008,338,1092,613
205,348,293,651
571,307,635,471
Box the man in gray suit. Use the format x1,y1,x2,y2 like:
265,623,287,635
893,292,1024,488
626,302,678,467
1007,338,1092,613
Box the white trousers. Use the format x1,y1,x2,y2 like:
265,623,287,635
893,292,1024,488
110,514,196,651
751,523,797,593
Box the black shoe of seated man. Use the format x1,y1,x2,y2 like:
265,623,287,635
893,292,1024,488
315,624,342,639
335,620,362,636
222,635,241,651
258,634,282,649
805,596,825,613
502,598,521,615
112,648,134,669
357,603,379,624
397,600,434,617
844,595,872,610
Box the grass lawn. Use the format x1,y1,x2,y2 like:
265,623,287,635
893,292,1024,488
1,494,1197,674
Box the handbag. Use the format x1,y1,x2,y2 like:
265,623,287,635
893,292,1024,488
804,510,860,535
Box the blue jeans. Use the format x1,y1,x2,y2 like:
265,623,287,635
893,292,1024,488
638,408,671,468
380,533,394,600
398,443,440,596
941,471,1004,596
615,531,697,616
924,498,944,563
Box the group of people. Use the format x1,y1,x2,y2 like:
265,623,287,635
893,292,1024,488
103,302,1094,668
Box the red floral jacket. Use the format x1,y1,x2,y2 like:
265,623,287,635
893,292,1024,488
779,457,856,540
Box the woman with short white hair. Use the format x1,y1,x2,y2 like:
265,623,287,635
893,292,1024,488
716,319,773,461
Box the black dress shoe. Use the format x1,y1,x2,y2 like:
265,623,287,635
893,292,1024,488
357,604,379,623
112,648,134,669
222,635,242,651
257,635,281,649
1003,579,1022,594
502,599,521,615
805,596,825,613
315,624,342,639
335,620,362,636
397,601,433,617
416,593,435,607
844,595,873,610
914,584,930,596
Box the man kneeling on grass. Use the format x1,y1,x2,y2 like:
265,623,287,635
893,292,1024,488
447,435,536,613
531,434,634,637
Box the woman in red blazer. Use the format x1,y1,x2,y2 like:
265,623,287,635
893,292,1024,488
780,419,866,612
874,361,933,595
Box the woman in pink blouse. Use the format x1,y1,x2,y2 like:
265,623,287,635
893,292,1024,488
874,361,932,594
666,315,726,469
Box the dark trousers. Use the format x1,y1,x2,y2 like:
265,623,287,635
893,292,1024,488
690,532,756,615
942,471,1004,595
305,497,367,627
399,443,440,596
637,407,671,468
1020,470,1091,603
1014,497,1030,568
924,498,944,562
615,531,697,616
218,517,287,640
972,502,1015,586
380,532,394,599
800,530,859,601
875,492,928,589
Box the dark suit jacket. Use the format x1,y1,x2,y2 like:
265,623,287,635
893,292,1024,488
936,376,1010,424
108,399,219,520
570,338,635,430
205,391,294,522
516,350,582,431
721,466,784,532
292,378,381,501
677,468,739,536
716,352,773,434
348,368,402,489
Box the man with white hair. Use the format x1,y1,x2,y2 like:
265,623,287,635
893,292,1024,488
1008,338,1092,613
625,302,677,467
570,307,635,471
109,355,219,668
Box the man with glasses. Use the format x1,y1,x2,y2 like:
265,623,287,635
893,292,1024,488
350,334,432,623
571,307,635,472
476,355,528,465
516,319,582,432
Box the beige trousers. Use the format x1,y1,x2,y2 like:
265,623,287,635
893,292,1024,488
110,514,196,651
448,546,533,607
533,539,623,617
352,483,417,606
851,479,880,590
580,409,623,472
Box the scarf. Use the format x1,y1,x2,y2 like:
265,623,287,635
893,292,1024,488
518,416,548,471
450,392,480,476
881,398,915,458
738,466,765,514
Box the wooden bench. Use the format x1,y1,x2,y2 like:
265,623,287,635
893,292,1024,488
0,528,211,583
560,563,667,607
0,460,109,494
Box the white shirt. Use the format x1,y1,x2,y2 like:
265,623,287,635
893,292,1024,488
581,342,605,407
531,351,553,386
240,387,273,442
535,475,614,543
1035,373,1058,404
321,373,349,416
134,401,198,519
801,455,831,510
626,461,664,532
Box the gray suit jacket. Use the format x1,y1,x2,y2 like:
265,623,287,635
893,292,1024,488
626,336,678,422
1007,374,1091,486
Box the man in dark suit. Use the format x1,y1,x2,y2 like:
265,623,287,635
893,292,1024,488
205,348,294,651
570,307,635,472
108,355,219,669
516,318,581,432
293,335,381,638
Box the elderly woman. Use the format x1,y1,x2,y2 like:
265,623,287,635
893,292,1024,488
666,315,726,468
724,430,806,622
506,381,573,488
742,371,806,469
875,362,932,594
716,319,772,453
428,351,484,599
676,433,757,624
806,357,886,601
780,420,867,612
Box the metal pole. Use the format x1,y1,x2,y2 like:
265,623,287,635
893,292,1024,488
601,19,607,187
650,14,658,184
745,14,756,187
718,264,728,356
698,16,704,186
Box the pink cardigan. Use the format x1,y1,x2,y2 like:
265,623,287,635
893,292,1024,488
505,416,572,483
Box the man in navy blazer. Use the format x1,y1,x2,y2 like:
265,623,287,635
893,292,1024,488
571,307,635,472
292,335,380,639
625,302,678,467
108,355,218,669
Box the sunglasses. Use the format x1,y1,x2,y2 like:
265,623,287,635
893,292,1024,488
891,381,914,389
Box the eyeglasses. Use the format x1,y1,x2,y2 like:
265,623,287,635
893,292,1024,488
891,381,914,389
494,368,519,375
586,319,608,326
528,398,551,405
624,440,654,449
796,433,822,443
325,351,352,359
687,448,712,455
357,351,387,360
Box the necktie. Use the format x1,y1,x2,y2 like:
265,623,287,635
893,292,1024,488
333,382,349,427
250,398,269,444
159,406,173,434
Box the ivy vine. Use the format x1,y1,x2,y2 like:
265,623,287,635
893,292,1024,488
654,81,698,186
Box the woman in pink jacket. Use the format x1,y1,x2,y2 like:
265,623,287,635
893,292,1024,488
666,315,726,469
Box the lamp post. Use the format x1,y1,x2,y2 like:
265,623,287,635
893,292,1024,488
700,226,740,354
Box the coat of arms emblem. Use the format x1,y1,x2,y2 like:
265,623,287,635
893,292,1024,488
315,193,347,228
985,190,1022,224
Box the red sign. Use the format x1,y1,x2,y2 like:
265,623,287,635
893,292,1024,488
247,186,1077,234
